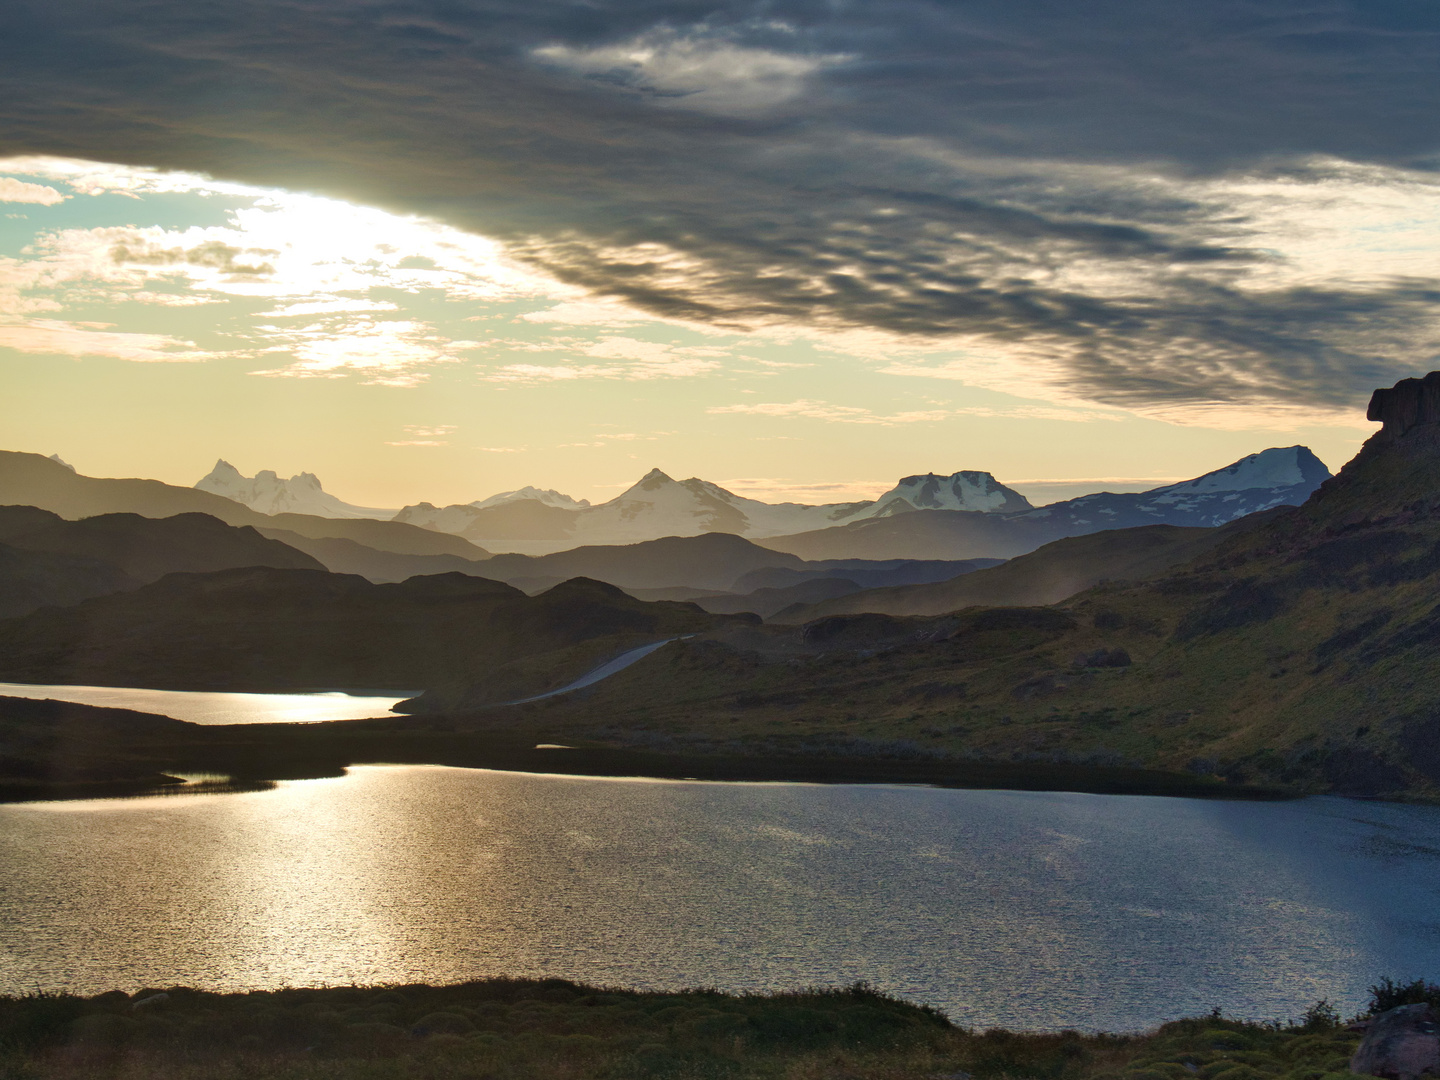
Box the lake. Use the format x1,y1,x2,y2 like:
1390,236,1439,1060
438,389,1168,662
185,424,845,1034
0,681,414,724
2,766,1438,1031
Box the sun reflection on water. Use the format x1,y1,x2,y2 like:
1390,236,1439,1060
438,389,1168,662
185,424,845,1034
1,766,1438,1031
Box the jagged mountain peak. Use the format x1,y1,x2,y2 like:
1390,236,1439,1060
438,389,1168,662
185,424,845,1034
195,461,397,520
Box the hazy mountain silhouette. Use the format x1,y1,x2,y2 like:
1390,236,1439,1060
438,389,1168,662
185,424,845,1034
769,517,1278,622
0,452,488,559
0,509,323,582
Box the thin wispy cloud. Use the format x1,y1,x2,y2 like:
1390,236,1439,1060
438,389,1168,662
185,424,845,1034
707,399,951,425
386,424,457,446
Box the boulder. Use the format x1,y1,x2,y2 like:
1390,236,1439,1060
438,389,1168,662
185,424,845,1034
1350,1004,1440,1080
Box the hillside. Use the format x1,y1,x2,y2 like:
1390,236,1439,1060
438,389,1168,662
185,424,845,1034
255,528,493,584
757,508,1060,561
0,545,138,619
0,567,732,692
477,532,809,592
437,373,1440,800
771,518,1271,622
0,509,324,583
0,452,488,559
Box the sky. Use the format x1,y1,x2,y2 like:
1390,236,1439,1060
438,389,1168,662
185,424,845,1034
2,0,1439,509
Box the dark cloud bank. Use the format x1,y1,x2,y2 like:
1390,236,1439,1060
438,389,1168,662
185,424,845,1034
4,0,1440,413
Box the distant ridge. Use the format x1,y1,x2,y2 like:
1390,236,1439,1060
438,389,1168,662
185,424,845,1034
0,451,488,559
396,467,1034,555
759,447,1331,562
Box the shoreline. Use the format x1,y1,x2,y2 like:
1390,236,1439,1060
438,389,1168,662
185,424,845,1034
0,977,1371,1080
0,738,1296,804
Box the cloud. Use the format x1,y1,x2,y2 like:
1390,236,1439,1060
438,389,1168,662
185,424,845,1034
0,177,66,205
707,399,951,425
386,424,457,446
4,3,1440,416
252,318,463,386
533,24,851,114
477,335,725,382
716,477,890,503
0,319,212,362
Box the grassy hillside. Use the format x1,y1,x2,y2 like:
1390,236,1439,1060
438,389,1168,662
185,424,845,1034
0,979,1371,1080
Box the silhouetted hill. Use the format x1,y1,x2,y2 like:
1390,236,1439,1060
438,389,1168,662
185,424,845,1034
256,528,493,583
770,518,1273,622
757,509,1058,561
0,544,138,619
2,510,324,582
0,452,488,559
0,566,730,691
479,532,808,592
694,577,865,618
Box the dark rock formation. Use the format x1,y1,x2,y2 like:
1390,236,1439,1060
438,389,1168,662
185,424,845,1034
1351,1004,1440,1080
1368,372,1440,439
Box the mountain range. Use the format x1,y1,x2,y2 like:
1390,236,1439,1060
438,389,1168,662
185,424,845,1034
194,448,1330,560
418,373,1439,799
7,373,1440,801
0,451,488,558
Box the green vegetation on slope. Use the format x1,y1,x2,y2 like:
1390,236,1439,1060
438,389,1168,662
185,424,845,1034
0,979,1373,1080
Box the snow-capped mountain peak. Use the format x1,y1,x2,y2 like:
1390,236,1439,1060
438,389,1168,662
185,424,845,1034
1151,446,1331,496
859,471,1033,518
470,486,590,511
195,460,398,520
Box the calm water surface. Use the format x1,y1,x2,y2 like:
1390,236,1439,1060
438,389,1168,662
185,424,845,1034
2,766,1438,1031
0,682,412,724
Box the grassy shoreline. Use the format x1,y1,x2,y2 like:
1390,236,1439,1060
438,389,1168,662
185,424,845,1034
0,978,1369,1080
0,695,1297,805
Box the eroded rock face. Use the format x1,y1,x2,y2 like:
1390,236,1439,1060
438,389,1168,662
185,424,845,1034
1367,372,1440,439
1350,1004,1440,1080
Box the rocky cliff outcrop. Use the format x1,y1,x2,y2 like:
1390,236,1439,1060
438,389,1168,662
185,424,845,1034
1368,371,1440,439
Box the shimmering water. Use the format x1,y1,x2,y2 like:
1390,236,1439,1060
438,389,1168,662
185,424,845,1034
2,766,1438,1031
0,682,413,724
